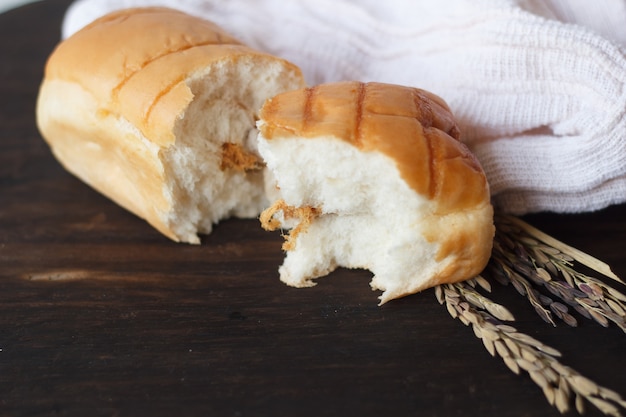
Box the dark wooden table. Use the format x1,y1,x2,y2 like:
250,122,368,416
1,1,625,416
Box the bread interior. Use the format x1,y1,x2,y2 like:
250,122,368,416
163,58,302,243
258,135,449,304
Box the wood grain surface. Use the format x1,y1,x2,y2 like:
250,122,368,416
1,1,625,416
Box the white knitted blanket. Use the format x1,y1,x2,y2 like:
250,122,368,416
61,0,626,215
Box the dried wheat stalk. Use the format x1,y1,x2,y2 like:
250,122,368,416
438,213,626,415
488,214,626,331
436,281,626,416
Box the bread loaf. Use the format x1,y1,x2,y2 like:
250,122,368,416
36,7,305,243
258,81,494,304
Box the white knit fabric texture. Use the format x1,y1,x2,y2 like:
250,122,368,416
61,0,626,215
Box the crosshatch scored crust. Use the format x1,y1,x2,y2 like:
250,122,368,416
258,81,488,216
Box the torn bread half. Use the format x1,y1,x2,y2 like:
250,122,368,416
257,81,495,304
36,7,305,243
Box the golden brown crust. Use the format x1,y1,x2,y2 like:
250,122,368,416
44,7,302,147
420,204,495,288
259,81,489,215
46,7,243,81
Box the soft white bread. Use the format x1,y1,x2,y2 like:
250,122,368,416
36,7,305,243
258,81,494,304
